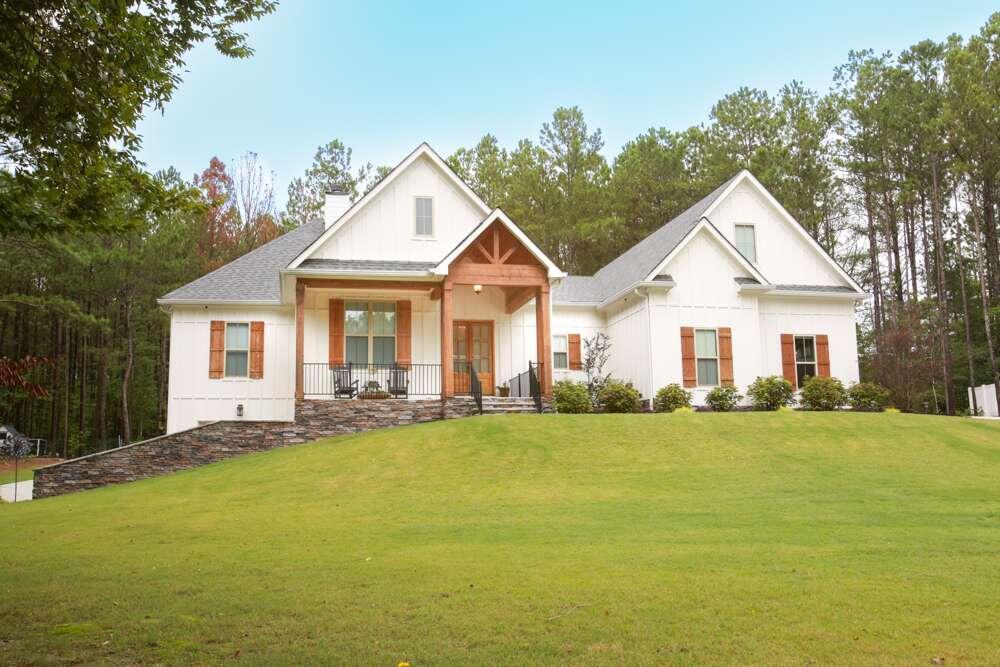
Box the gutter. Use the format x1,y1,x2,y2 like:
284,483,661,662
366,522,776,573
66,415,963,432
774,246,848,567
597,280,675,311
742,287,868,300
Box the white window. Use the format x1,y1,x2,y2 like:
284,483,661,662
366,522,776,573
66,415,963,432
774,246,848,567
794,335,817,388
224,322,250,378
552,335,568,370
735,224,757,263
345,301,396,365
415,196,433,236
695,329,719,386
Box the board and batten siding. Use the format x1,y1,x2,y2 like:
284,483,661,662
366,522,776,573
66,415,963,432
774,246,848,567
551,305,606,383
758,297,860,386
311,155,486,263
166,306,296,434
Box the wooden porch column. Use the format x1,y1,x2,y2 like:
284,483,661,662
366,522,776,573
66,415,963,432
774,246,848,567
295,280,305,400
440,280,454,397
535,283,552,397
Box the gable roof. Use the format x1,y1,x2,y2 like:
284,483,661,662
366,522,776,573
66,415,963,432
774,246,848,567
159,221,325,304
434,208,565,279
287,142,492,270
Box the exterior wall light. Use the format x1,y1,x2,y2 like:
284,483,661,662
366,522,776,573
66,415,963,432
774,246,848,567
236,403,244,417
473,284,483,294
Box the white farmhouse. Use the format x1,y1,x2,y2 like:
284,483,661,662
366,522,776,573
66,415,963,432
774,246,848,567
159,143,864,432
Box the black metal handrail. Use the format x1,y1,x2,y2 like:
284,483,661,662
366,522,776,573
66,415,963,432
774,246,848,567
303,362,441,398
528,361,543,413
508,366,532,398
469,363,483,414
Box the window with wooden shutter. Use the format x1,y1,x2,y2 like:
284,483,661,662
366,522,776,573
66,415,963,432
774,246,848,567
209,320,225,378
680,327,696,387
329,299,345,366
816,334,830,377
396,300,412,366
718,327,734,387
249,321,264,379
780,334,796,387
567,333,582,370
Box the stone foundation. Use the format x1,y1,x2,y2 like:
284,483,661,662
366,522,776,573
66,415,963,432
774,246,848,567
33,397,481,499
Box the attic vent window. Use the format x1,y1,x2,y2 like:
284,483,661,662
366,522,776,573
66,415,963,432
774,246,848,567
735,224,756,263
415,196,433,237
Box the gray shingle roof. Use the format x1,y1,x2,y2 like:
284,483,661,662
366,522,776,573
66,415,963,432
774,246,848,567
299,258,437,272
772,284,858,293
553,174,739,304
160,221,325,302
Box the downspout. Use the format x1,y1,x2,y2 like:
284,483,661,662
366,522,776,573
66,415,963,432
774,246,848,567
644,289,655,401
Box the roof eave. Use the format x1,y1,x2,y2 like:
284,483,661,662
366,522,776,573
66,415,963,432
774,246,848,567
597,280,675,311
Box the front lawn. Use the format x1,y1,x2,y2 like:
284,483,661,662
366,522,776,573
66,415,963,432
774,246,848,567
2,413,999,664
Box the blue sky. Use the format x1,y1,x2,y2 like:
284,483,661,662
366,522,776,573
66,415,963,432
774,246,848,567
136,1,997,208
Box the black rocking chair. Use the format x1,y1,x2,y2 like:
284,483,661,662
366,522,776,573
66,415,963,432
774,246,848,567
387,366,409,398
333,365,358,399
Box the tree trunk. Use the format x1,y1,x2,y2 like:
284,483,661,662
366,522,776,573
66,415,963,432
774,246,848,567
982,175,1000,304
956,206,978,415
121,294,134,446
970,189,1000,411
95,330,108,449
863,186,884,333
930,160,953,414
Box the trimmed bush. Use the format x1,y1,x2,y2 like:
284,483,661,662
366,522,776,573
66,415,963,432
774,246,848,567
747,375,794,411
598,380,642,413
552,380,592,414
653,383,691,413
848,382,892,412
799,376,847,411
705,385,742,412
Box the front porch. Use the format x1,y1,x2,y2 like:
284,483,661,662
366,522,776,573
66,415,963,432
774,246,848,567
291,217,555,403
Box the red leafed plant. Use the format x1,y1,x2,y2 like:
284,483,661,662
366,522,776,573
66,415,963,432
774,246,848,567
0,356,53,398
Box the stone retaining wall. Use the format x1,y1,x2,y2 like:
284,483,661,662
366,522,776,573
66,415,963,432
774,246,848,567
33,397,479,499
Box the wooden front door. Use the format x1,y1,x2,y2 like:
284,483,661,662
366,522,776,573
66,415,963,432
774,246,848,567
453,321,494,395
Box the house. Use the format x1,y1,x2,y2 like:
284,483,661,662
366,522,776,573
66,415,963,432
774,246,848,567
158,143,864,433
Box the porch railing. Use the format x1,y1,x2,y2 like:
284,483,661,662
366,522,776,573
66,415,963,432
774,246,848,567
467,363,483,414
303,363,442,398
506,361,544,413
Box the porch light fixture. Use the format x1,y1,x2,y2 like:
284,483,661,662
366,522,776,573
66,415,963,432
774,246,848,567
236,403,244,417
473,284,483,295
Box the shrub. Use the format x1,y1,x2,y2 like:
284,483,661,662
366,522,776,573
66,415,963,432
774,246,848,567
673,406,694,414
597,380,642,413
746,375,794,411
799,376,847,411
552,380,591,414
705,385,742,412
847,382,891,412
653,383,691,412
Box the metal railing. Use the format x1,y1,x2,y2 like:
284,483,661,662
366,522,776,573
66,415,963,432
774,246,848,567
468,363,483,414
303,363,442,398
506,361,544,413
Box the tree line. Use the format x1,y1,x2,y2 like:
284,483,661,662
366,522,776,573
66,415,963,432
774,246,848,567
2,8,998,457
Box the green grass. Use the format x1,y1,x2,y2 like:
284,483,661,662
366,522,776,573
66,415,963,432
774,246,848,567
0,464,40,486
2,413,999,665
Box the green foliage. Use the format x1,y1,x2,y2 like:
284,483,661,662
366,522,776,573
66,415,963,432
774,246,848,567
598,380,642,413
653,383,691,412
848,382,892,412
799,376,848,411
705,385,742,412
552,380,591,414
747,376,795,411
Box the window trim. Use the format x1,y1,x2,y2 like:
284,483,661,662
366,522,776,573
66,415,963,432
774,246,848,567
552,334,568,370
695,328,720,387
224,321,250,378
414,195,434,238
734,223,757,264
794,334,818,388
344,300,397,365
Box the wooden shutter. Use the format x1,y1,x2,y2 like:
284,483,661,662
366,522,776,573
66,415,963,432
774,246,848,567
681,327,696,387
816,334,831,377
209,320,225,378
396,300,412,366
329,299,345,366
718,327,734,387
249,321,264,379
780,334,796,387
567,333,582,370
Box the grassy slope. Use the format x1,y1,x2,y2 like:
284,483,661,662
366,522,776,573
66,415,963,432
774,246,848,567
2,413,999,665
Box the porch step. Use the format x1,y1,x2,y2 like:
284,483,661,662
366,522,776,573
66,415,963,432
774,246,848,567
480,397,543,415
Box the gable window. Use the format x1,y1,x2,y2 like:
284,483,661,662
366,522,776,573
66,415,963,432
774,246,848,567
415,196,433,237
735,224,757,263
552,335,568,370
345,301,396,365
695,329,720,386
794,335,817,388
224,322,250,377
